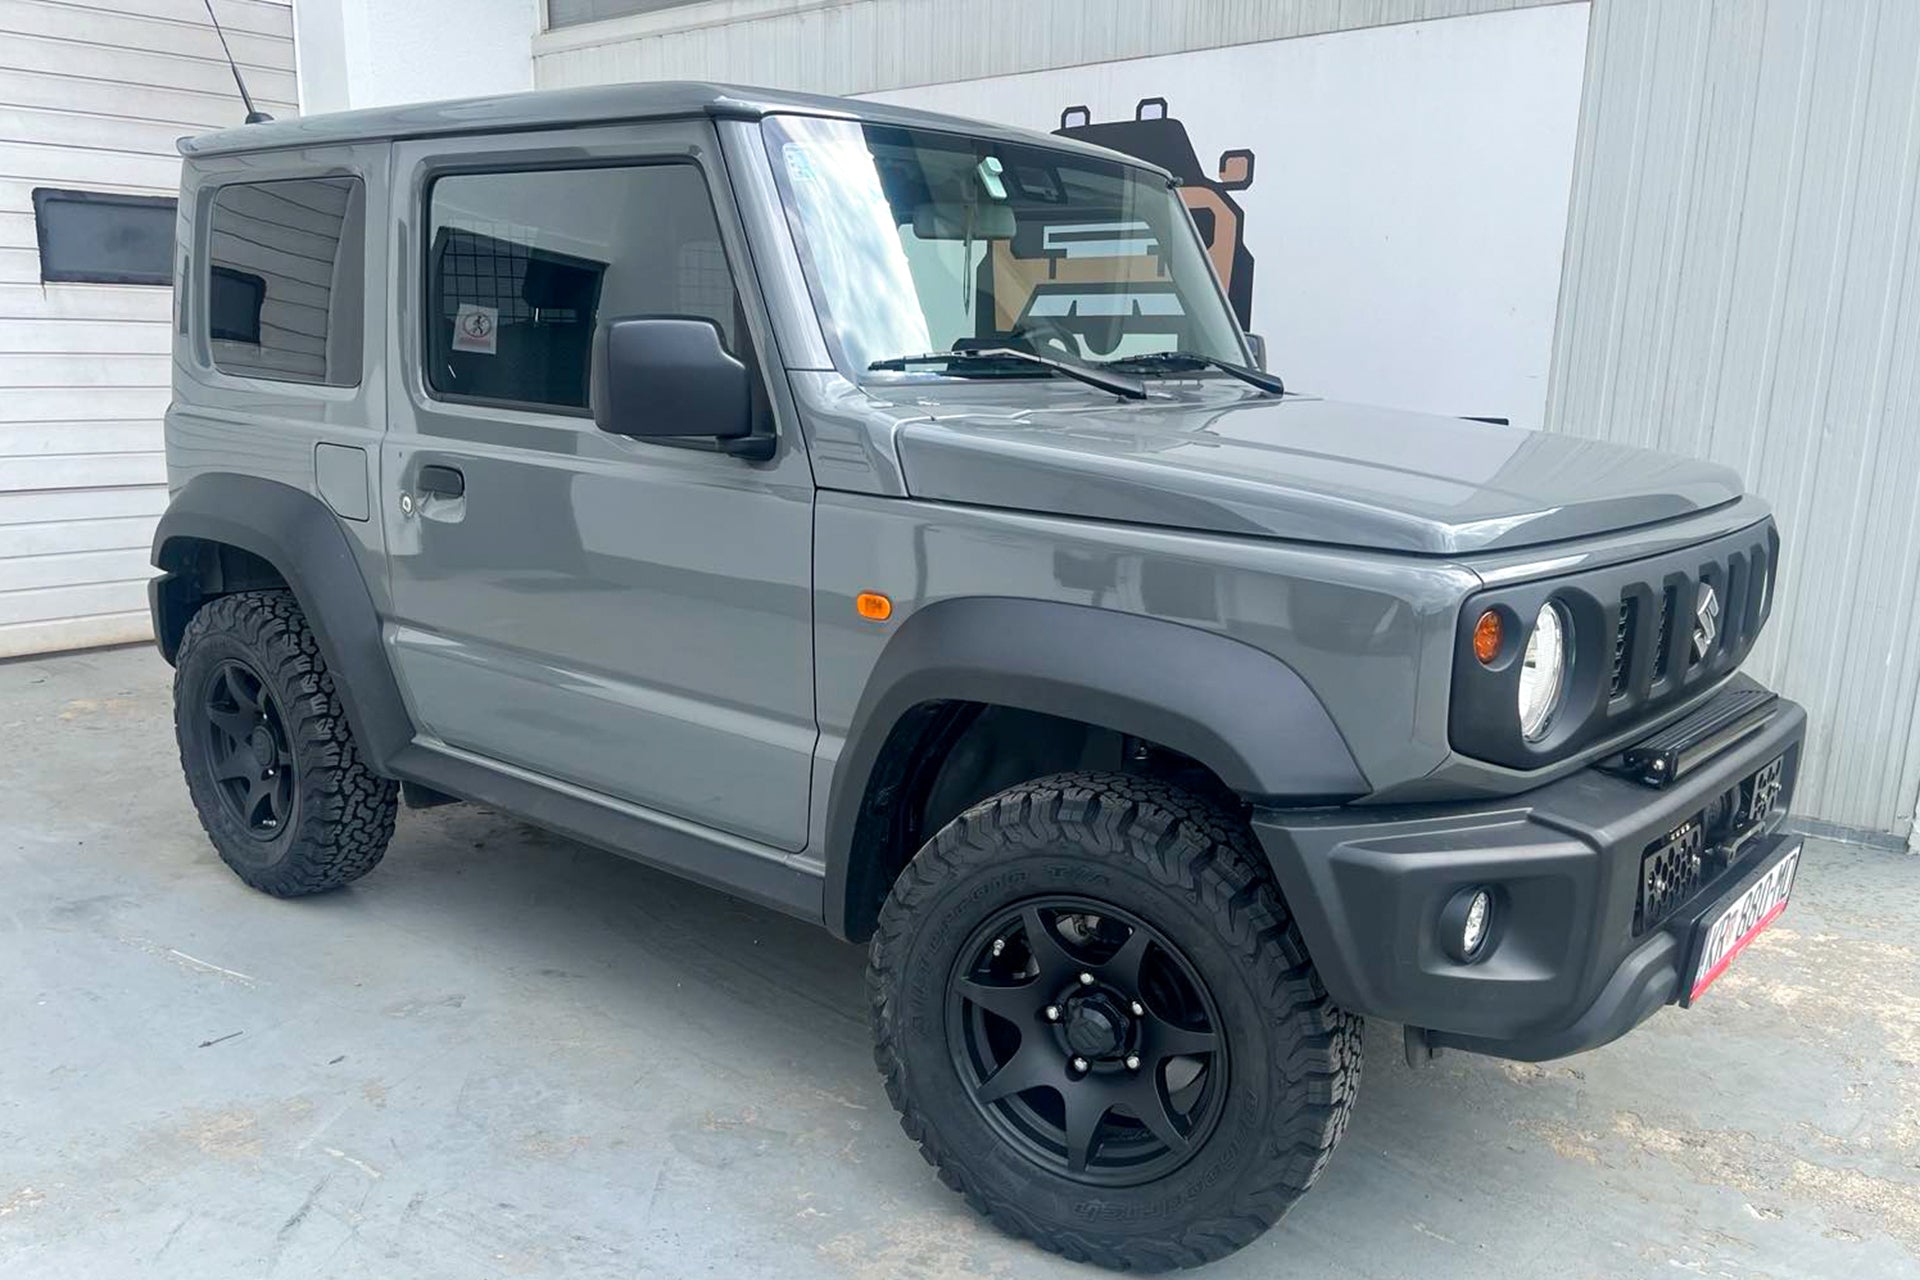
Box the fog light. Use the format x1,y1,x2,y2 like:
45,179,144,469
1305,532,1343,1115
1441,887,1496,962
1461,890,1491,955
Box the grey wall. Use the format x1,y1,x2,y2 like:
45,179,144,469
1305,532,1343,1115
533,0,1575,94
1547,0,1920,847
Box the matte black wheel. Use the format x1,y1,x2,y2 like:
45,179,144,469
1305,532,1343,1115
199,659,297,842
947,898,1229,1186
869,772,1361,1272
173,590,397,896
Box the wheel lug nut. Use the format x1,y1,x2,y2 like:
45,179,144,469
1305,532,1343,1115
1045,1005,1060,1021
1071,1057,1089,1073
1078,972,1095,986
1125,1054,1141,1070
1130,1001,1145,1017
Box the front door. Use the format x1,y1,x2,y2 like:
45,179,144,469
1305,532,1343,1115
381,125,816,851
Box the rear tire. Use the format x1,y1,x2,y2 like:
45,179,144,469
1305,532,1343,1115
868,771,1360,1271
173,590,398,896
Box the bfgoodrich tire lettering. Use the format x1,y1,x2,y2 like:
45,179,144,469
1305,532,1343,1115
868,772,1361,1270
173,590,398,896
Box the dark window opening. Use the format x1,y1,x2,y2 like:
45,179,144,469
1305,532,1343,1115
209,266,266,344
33,188,176,285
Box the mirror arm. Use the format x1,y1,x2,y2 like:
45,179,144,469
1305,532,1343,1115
723,432,776,462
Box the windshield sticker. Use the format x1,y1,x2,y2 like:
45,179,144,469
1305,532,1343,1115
451,303,498,355
783,144,818,185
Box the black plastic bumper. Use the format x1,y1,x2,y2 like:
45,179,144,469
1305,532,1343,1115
1252,690,1807,1062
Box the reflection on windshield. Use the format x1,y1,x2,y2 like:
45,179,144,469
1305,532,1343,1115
762,113,1246,379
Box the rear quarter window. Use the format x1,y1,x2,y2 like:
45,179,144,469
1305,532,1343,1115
206,176,366,387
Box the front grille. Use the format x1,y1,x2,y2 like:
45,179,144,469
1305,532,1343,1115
1610,598,1636,698
1651,586,1676,682
1451,518,1782,770
1625,544,1771,698
1633,750,1793,934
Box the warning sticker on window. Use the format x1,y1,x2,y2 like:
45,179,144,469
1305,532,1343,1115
783,144,817,185
452,303,498,355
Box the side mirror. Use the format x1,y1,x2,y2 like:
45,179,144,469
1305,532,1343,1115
591,316,753,443
1245,333,1268,370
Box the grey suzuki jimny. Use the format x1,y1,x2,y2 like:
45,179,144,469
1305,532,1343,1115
152,83,1806,1269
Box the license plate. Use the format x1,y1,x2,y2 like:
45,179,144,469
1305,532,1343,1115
1684,837,1801,1005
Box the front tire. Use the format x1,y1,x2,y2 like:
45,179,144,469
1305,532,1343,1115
173,590,398,896
868,772,1360,1271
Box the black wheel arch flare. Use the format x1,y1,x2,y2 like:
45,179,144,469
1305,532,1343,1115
826,597,1369,939
150,472,414,776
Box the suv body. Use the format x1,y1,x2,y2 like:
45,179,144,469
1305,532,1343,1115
152,83,1806,1267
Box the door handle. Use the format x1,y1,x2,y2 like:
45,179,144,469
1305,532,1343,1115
418,464,465,499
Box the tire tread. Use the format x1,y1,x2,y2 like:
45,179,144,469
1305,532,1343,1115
868,771,1362,1271
173,589,397,896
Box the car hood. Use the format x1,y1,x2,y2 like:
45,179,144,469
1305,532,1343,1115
891,392,1745,555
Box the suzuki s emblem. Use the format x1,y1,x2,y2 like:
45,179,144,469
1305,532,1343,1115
1692,582,1721,662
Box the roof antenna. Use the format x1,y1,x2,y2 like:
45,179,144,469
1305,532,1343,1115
202,0,273,124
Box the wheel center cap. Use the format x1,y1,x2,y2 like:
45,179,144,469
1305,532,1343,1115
247,726,274,767
1064,994,1128,1058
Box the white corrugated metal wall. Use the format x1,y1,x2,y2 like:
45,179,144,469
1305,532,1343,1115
0,0,298,658
1546,0,1920,847
532,0,1574,94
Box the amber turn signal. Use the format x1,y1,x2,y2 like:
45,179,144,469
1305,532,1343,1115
855,591,893,621
1472,609,1503,664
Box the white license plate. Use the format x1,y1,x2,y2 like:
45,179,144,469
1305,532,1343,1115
1685,838,1800,1004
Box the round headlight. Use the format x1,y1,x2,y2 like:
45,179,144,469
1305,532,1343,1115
1518,602,1569,741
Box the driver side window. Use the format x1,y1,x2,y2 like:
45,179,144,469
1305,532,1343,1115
424,161,742,413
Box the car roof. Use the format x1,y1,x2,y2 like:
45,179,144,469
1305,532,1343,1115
177,80,1164,176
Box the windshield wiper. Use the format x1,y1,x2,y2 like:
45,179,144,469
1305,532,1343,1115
869,348,1147,400
1099,351,1285,396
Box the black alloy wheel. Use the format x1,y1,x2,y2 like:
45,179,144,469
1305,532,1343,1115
172,590,398,896
869,772,1362,1271
201,658,296,840
947,897,1228,1185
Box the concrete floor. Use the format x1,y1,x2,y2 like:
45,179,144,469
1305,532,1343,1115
1,645,1916,1280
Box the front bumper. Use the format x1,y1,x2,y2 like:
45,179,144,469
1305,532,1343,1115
1253,685,1807,1062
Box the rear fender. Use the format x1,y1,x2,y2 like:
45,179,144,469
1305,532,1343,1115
150,472,412,774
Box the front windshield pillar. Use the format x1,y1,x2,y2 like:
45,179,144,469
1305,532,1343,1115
717,118,837,372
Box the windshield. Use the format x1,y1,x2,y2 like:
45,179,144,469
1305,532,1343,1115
762,114,1248,378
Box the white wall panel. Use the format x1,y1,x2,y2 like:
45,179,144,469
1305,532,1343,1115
864,6,1587,427
1548,0,1920,845
0,0,296,656
533,0,1576,95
